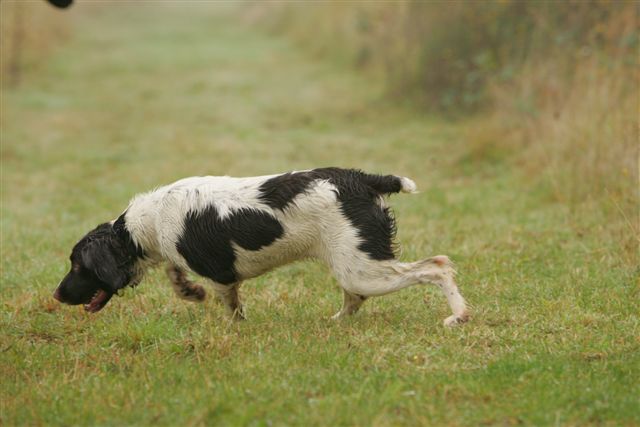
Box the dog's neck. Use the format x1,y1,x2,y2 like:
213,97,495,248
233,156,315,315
113,209,157,287
118,191,165,263
113,213,146,260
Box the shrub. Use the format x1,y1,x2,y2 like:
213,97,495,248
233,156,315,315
247,1,638,253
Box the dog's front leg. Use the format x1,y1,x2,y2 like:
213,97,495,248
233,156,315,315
210,282,245,320
165,265,207,302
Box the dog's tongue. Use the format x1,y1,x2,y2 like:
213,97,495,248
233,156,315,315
84,290,113,313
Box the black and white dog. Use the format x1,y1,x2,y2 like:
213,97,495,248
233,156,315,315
53,168,469,326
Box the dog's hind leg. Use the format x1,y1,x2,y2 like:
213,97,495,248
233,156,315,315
401,256,469,326
331,289,368,320
166,265,207,302
335,255,469,326
210,282,245,320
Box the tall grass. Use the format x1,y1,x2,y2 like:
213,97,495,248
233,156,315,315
464,3,638,262
248,1,639,259
248,2,636,110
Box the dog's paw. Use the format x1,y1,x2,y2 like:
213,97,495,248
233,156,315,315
178,284,207,302
443,313,469,327
230,305,246,321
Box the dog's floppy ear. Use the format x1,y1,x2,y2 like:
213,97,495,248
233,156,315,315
81,237,129,292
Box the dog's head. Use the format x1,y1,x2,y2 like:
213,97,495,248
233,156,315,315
53,220,141,313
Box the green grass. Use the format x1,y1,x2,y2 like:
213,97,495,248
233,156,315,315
1,4,638,426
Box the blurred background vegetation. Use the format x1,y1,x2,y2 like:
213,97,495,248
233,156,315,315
1,0,638,254
247,1,638,231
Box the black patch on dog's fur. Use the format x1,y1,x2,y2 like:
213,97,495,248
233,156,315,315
258,172,317,210
177,206,284,284
358,172,403,194
259,168,400,260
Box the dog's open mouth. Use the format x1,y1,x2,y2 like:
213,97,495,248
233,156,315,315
84,289,113,313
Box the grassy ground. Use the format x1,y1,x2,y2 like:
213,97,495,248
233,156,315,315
1,4,638,426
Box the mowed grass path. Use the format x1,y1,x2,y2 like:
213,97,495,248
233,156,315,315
1,4,638,426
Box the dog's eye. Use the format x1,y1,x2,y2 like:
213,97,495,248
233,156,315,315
72,263,81,273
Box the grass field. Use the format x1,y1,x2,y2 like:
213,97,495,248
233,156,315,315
1,4,638,426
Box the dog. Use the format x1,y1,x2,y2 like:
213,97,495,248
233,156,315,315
53,167,469,326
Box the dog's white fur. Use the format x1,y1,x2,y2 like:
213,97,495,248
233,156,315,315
121,172,469,326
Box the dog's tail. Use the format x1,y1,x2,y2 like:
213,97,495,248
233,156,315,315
360,172,418,195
